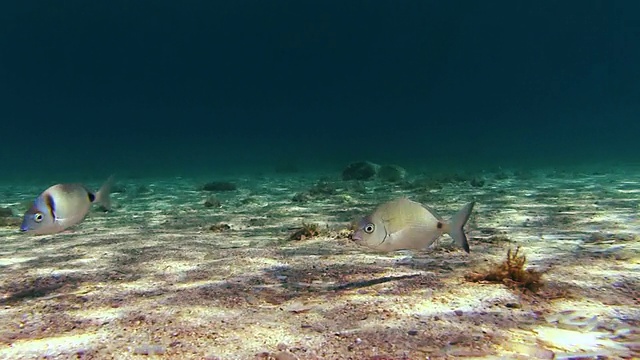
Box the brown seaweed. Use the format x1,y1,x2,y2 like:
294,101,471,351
287,222,323,241
465,246,543,293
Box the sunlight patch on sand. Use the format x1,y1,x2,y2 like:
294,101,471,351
535,326,628,354
0,256,37,266
0,331,106,358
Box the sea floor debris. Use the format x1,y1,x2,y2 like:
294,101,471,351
465,246,544,293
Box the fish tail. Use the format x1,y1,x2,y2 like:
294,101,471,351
447,201,475,253
94,175,115,210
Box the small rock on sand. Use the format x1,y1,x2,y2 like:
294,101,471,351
342,161,380,181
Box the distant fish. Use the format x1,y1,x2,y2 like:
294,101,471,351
20,176,115,235
352,198,475,253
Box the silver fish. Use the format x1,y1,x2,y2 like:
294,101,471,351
20,176,115,235
352,198,475,253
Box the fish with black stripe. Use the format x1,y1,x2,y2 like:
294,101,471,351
20,175,115,235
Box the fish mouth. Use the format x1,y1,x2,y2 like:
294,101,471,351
19,223,30,232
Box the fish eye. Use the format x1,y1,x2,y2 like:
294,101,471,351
33,213,44,223
364,223,375,233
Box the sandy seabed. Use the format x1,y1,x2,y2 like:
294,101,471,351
0,165,638,360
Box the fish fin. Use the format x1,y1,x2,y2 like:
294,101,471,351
422,204,444,221
94,175,115,210
445,201,475,253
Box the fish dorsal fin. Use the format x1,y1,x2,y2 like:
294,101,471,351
422,204,443,221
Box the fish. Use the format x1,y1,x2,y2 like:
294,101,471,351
20,175,115,235
352,198,475,253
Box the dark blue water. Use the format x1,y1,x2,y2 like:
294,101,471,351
1,1,639,181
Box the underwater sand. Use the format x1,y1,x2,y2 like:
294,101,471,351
0,166,638,359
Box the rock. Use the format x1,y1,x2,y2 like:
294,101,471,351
209,223,231,232
377,164,406,182
201,181,237,192
204,196,221,208
342,161,380,181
